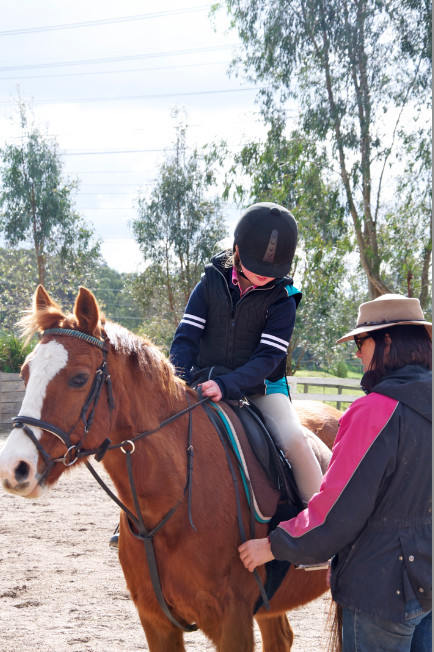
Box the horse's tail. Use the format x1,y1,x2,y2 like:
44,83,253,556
326,599,343,652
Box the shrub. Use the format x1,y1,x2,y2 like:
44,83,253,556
0,332,35,373
331,359,349,378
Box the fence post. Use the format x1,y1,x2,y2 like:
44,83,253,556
337,385,343,410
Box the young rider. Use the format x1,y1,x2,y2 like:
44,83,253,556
169,202,324,506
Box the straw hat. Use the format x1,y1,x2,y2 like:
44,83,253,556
336,294,432,344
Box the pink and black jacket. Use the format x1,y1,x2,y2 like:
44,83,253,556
269,364,432,622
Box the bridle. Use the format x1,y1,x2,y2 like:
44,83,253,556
12,328,115,482
12,327,207,632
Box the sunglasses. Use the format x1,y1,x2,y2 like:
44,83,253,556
354,334,372,351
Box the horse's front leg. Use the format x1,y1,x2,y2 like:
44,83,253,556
138,613,185,652
211,592,255,652
256,613,294,651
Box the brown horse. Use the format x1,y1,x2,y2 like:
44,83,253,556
0,286,341,652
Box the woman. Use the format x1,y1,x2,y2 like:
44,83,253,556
239,294,432,651
170,201,325,505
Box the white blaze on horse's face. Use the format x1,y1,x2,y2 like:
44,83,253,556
0,341,68,497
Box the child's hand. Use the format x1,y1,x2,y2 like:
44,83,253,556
238,538,274,572
199,380,222,401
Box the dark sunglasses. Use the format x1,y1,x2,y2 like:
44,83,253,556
354,334,372,351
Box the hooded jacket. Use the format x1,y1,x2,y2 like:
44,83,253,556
269,364,432,622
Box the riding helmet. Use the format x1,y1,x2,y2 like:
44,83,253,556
234,202,297,277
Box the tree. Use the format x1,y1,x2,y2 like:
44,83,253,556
0,247,143,333
0,103,101,286
132,118,228,326
219,0,431,301
224,117,357,371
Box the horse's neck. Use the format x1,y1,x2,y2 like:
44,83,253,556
101,374,191,524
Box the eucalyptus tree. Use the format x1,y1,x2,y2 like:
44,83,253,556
0,103,100,287
132,120,227,326
219,0,431,302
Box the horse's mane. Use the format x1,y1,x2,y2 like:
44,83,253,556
103,321,181,401
18,302,182,403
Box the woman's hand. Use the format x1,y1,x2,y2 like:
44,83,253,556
199,380,222,401
238,538,274,572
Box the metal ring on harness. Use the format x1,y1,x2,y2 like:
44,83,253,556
63,445,79,467
120,440,135,454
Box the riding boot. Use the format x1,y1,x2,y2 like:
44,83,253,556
109,523,119,549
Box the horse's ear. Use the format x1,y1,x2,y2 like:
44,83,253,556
34,285,58,311
74,287,100,335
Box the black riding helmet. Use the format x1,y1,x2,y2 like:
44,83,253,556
234,202,297,277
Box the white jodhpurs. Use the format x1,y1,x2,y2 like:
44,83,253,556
251,392,323,506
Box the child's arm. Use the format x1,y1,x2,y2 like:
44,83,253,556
169,282,208,384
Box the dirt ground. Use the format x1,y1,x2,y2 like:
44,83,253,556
0,433,333,652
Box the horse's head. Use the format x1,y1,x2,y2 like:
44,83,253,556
0,285,113,497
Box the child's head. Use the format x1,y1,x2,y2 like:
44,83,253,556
233,202,297,278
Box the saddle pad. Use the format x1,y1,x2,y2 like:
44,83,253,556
212,401,280,523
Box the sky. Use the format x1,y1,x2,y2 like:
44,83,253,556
0,1,297,273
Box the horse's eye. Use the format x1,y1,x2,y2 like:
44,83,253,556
69,373,89,388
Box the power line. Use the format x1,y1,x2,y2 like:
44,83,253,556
0,45,236,72
0,6,211,37
62,139,247,155
14,87,261,108
0,59,230,82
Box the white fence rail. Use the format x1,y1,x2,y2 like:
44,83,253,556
287,376,363,409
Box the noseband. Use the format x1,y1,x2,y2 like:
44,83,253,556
12,328,115,480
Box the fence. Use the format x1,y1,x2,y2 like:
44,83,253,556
287,376,363,410
0,373,363,433
0,372,25,432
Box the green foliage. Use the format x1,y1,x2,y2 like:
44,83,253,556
0,247,142,333
0,102,101,286
0,332,35,372
330,360,349,379
132,116,227,325
221,0,431,299
137,317,176,357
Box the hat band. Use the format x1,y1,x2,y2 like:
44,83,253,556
356,318,425,328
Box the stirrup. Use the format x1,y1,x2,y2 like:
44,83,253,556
109,524,119,549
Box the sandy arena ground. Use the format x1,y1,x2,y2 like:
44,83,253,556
0,434,333,652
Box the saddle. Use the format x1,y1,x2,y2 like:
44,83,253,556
200,394,303,612
217,399,304,518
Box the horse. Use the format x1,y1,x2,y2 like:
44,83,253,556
0,285,341,652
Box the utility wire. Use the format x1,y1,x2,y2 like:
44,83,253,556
3,86,262,108
0,45,236,72
0,59,230,81
0,6,212,36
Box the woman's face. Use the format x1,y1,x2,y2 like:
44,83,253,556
355,332,391,372
355,333,376,372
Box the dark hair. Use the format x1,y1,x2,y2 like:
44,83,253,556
363,324,432,391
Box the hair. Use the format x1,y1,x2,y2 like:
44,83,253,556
224,248,242,271
362,324,432,391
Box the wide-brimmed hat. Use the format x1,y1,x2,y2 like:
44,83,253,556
336,294,432,344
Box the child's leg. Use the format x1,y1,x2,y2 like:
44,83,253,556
251,393,323,505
